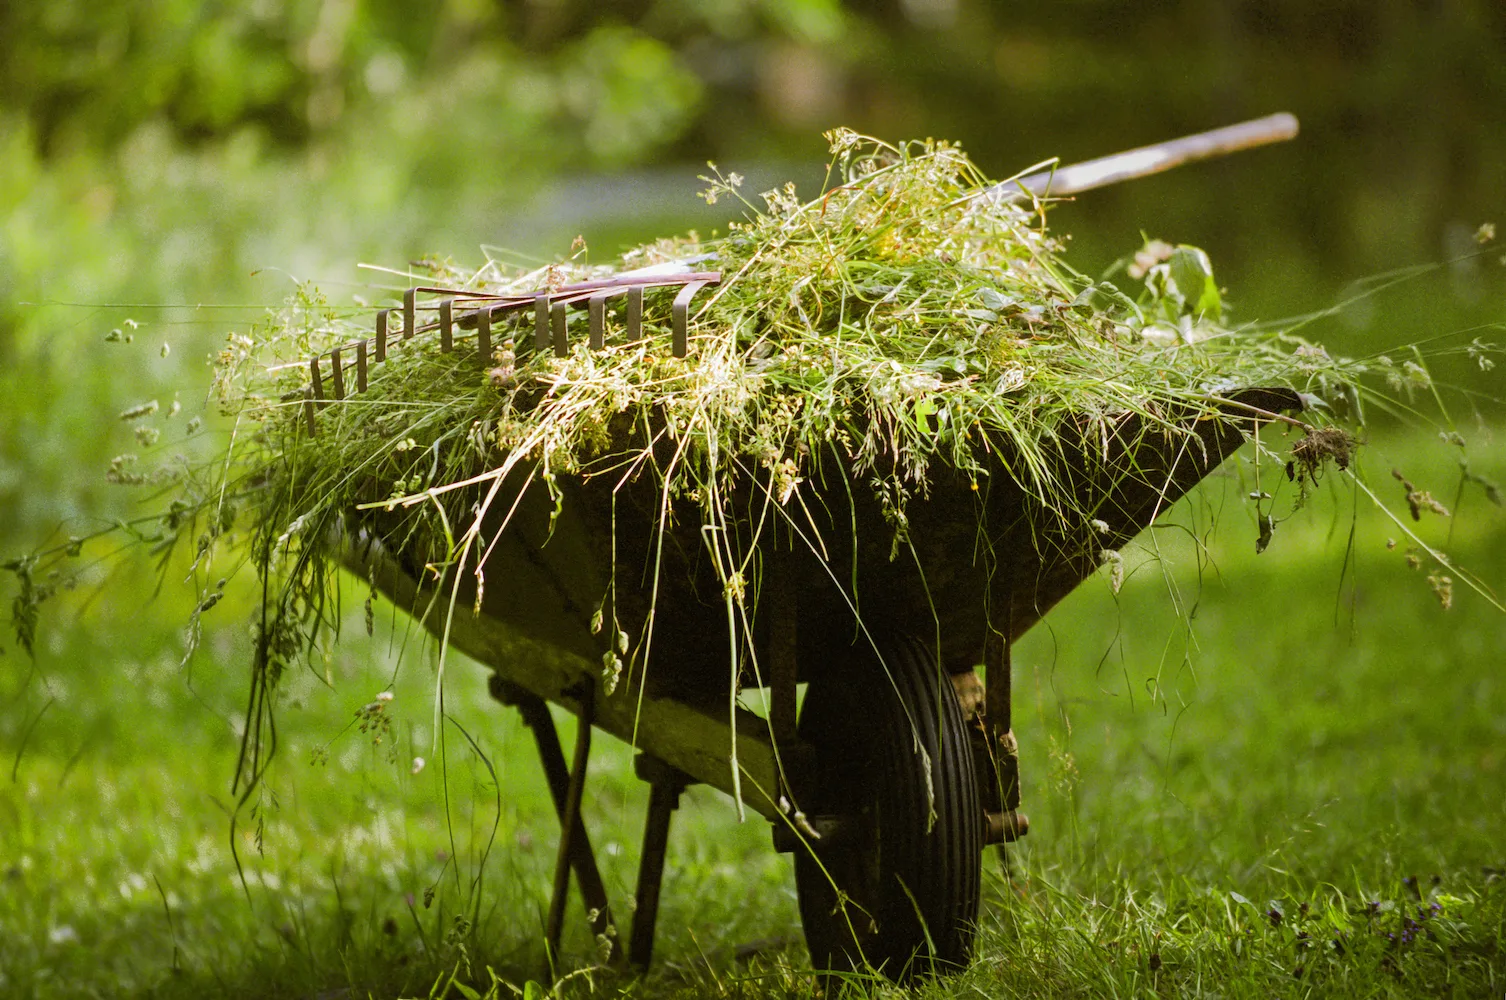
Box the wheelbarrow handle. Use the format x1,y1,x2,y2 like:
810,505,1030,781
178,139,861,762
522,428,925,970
989,111,1300,204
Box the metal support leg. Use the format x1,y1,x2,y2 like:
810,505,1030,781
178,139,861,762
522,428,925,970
767,538,818,816
546,681,594,966
983,629,1020,814
488,675,621,966
983,562,1026,871
768,543,799,749
630,754,691,970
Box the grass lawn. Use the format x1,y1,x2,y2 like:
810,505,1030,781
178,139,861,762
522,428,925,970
3,426,1503,998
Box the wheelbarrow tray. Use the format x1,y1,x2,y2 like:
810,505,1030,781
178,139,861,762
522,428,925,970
345,386,1299,816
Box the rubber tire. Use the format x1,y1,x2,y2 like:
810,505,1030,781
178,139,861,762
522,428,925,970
794,631,983,981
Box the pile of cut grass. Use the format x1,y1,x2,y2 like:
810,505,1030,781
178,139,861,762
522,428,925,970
225,134,1363,551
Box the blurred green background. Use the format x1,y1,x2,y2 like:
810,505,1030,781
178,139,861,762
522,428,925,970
2,2,1503,996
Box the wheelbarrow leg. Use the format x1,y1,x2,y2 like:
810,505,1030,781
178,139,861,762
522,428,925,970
630,754,692,970
983,629,1021,817
487,675,621,967
768,542,799,748
981,566,1028,867
545,681,595,966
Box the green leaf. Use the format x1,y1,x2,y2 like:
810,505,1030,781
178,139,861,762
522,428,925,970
523,982,547,1000
1255,513,1275,554
1167,246,1222,320
914,397,937,434
977,286,1015,311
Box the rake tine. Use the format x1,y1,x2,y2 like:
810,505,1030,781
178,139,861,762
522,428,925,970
534,293,550,354
375,309,389,363
627,286,643,341
588,291,609,350
477,306,492,364
303,387,318,437
309,355,326,406
551,300,568,358
280,274,730,382
671,281,710,358
273,274,727,379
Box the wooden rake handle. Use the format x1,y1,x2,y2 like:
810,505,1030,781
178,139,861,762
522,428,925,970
990,112,1299,203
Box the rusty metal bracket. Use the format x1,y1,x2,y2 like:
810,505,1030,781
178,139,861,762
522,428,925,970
984,809,1029,845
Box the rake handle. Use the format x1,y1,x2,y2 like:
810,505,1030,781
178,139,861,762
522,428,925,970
994,112,1299,203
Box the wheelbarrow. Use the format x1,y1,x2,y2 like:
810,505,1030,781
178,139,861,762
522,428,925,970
310,114,1303,978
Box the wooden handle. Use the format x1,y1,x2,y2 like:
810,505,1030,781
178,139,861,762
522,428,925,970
991,112,1299,203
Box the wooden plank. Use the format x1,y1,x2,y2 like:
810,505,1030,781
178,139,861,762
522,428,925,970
344,540,784,819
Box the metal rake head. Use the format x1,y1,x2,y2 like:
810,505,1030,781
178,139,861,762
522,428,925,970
296,268,720,436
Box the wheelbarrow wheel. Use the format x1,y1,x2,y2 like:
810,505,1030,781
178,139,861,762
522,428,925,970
793,631,982,980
